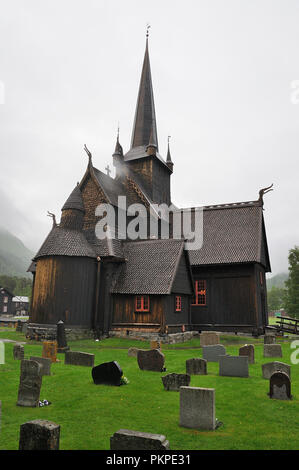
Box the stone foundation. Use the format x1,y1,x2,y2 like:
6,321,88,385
109,330,200,344
27,323,200,344
26,324,96,342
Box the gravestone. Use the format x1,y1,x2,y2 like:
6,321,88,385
264,335,276,344
239,344,255,364
161,373,190,391
264,344,282,358
150,340,161,350
128,347,147,358
65,351,95,367
110,429,170,450
200,331,220,346
186,358,207,375
137,349,165,372
16,320,22,332
42,341,57,363
17,360,42,407
180,386,216,430
19,420,60,450
30,356,52,376
92,361,123,386
202,344,226,362
269,372,291,400
262,361,291,380
13,343,24,360
21,322,28,335
57,320,69,353
219,355,249,378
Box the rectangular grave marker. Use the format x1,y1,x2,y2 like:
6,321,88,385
219,355,249,378
180,386,216,430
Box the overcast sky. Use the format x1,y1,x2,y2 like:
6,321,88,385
0,0,298,277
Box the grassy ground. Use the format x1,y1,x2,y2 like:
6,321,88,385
0,330,298,450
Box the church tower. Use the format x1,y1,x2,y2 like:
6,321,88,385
117,33,173,205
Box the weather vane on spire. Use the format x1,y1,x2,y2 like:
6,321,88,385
168,135,171,144
146,23,151,38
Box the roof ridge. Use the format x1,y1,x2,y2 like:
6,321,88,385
179,201,261,212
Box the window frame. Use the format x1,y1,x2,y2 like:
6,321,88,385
135,295,150,313
192,280,207,306
175,295,182,312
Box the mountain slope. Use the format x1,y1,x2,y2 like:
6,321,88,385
267,272,289,290
0,228,35,278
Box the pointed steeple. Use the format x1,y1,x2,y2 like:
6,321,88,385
130,34,158,151
113,127,123,157
166,136,173,172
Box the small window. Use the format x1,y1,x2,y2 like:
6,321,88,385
3,306,7,313
135,295,150,312
175,296,182,312
192,280,206,306
4,296,8,303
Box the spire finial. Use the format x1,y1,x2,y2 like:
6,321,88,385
146,23,151,39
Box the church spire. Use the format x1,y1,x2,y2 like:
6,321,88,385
166,136,173,172
130,29,158,151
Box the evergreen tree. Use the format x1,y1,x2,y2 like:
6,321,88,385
284,246,299,318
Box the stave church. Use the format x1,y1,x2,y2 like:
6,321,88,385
27,34,271,341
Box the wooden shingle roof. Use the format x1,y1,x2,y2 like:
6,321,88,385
187,203,271,271
111,239,192,295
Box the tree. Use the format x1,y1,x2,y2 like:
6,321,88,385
267,286,286,312
284,246,299,318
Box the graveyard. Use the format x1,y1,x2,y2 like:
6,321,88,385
0,329,299,450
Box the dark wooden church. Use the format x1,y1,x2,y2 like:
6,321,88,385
28,36,271,339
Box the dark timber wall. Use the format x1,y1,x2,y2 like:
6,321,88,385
30,256,97,326
191,263,267,334
111,294,165,332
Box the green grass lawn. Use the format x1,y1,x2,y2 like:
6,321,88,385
0,331,298,450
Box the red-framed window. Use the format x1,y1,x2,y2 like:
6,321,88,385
135,295,150,312
192,280,206,306
175,295,182,312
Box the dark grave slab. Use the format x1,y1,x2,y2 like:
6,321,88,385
17,360,42,407
65,351,94,367
186,358,207,375
110,429,170,450
162,373,190,391
269,371,291,400
137,349,165,372
30,356,52,376
92,361,123,386
13,343,24,360
19,420,60,450
239,344,255,364
262,361,291,380
57,320,69,353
